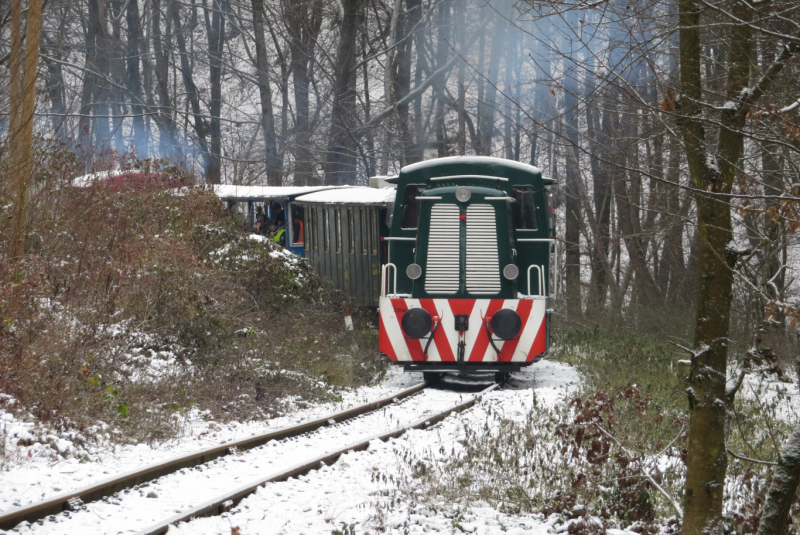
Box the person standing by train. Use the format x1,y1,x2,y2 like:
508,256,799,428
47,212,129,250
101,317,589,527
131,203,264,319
268,221,286,247
271,202,285,226
255,205,267,234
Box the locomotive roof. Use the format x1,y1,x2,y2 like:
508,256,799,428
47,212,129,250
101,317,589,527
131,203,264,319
294,186,397,205
212,185,338,201
396,156,553,185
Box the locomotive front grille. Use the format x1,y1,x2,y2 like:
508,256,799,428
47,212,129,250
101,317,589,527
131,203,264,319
425,203,460,294
466,204,501,294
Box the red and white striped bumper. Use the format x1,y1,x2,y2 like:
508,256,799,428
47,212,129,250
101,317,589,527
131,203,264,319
379,298,547,364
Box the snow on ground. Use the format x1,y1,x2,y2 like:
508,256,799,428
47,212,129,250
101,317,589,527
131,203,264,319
167,361,579,535
0,361,579,534
0,368,419,512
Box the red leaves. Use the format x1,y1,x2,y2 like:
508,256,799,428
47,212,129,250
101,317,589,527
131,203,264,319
661,90,678,112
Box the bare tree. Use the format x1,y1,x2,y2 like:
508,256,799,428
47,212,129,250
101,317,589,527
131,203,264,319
672,1,799,532
324,0,367,185
8,0,43,258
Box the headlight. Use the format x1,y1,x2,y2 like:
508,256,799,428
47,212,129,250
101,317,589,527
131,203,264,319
455,186,471,202
491,309,522,340
406,263,422,280
503,264,519,280
401,308,432,339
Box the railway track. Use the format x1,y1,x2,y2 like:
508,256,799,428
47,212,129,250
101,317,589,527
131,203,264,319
0,381,498,534
0,382,426,533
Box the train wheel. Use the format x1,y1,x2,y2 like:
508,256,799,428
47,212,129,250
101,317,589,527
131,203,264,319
423,372,442,385
494,372,510,384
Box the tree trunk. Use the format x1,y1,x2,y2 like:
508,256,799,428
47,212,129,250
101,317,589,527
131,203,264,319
476,1,508,156
9,0,43,259
763,142,785,302
125,0,148,158
205,0,225,184
87,0,112,152
252,0,282,185
171,0,210,172
756,424,800,535
41,35,69,142
323,0,366,185
110,0,127,155
586,86,613,313
503,27,518,161
393,0,419,165
154,0,179,158
562,122,582,317
677,2,763,533
284,0,322,185
615,166,660,303
361,26,375,177
433,0,450,158
660,134,686,307
530,36,555,172
563,64,582,318
456,0,465,156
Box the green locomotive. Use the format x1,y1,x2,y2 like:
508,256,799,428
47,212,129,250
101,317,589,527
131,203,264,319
378,156,556,381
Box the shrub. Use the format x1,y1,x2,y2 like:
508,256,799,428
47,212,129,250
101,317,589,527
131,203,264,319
0,153,385,446
397,327,800,533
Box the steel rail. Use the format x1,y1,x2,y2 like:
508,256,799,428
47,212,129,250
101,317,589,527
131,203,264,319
0,382,427,531
136,383,499,535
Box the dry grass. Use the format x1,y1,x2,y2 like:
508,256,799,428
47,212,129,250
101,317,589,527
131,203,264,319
0,147,385,445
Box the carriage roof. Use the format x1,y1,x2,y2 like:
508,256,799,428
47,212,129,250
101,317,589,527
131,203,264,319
212,185,338,202
294,186,396,205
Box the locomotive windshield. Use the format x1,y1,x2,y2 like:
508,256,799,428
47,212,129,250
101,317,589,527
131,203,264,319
511,186,537,230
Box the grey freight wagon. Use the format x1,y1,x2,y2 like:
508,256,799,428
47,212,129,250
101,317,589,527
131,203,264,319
295,187,396,307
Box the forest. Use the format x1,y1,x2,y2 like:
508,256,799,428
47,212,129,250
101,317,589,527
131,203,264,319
2,0,800,533
2,0,799,325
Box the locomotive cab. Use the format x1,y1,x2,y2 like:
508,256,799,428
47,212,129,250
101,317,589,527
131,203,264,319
379,156,555,377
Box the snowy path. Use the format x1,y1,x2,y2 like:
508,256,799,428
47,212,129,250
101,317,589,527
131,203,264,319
1,361,579,534
4,387,468,534
0,374,422,512
169,361,578,535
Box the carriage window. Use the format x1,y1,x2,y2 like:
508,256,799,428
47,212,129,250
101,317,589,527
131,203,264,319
400,184,426,229
291,205,305,246
361,209,368,255
348,209,355,253
371,209,378,255
511,186,538,231
323,209,330,251
335,209,342,253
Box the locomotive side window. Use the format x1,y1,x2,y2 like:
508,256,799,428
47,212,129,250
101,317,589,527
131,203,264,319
400,184,426,229
511,186,538,230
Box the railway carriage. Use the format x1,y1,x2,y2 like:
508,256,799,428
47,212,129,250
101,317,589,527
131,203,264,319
378,156,556,381
294,187,395,307
213,185,336,256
